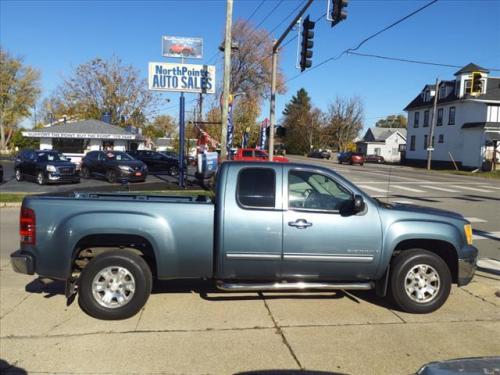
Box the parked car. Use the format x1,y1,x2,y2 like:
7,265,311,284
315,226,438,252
127,150,181,176
308,149,331,159
365,154,385,164
338,152,365,165
233,148,289,162
80,151,147,183
11,161,477,320
14,149,80,185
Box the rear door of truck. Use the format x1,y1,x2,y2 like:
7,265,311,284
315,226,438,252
218,163,283,280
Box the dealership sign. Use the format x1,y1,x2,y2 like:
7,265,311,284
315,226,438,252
148,62,215,94
162,36,203,59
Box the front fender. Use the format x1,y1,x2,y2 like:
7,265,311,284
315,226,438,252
376,220,463,277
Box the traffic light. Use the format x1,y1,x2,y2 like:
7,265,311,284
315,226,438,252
471,72,483,94
331,0,348,27
300,16,315,72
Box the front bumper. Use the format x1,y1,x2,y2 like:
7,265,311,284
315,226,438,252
457,245,478,286
118,170,147,181
47,173,80,184
10,249,35,275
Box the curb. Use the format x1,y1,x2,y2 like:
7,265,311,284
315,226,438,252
0,202,22,208
477,258,500,276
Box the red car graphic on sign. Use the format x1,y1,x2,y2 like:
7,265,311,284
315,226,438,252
169,44,194,56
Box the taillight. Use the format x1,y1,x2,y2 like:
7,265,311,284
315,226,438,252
20,207,36,245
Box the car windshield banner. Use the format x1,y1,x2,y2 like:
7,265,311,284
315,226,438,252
148,62,215,94
162,36,203,59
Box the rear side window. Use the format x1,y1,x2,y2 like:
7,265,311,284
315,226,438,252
237,168,275,208
242,150,252,157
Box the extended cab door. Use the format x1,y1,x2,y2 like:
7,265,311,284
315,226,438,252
282,166,382,280
218,164,283,280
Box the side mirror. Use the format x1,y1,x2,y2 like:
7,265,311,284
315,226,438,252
353,194,365,213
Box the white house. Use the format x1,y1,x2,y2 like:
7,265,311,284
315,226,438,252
404,63,500,169
22,119,146,163
357,128,407,162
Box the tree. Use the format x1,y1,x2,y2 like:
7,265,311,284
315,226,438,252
0,48,41,151
323,97,364,151
375,114,407,128
50,57,157,127
149,115,176,138
281,88,314,154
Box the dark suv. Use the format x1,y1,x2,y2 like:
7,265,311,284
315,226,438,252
80,151,147,183
127,150,181,176
308,149,331,159
14,149,80,185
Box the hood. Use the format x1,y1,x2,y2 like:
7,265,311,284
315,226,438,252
44,160,75,167
389,202,465,221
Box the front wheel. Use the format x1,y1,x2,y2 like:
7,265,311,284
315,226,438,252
78,250,152,320
169,165,179,177
36,171,46,185
106,169,117,183
390,249,451,314
15,168,23,182
81,166,90,179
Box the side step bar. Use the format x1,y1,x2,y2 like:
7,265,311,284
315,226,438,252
216,281,374,292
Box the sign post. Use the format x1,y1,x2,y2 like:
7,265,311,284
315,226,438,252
179,93,185,188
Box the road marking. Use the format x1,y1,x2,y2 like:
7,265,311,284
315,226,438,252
390,185,425,193
465,217,487,223
450,185,493,193
420,185,459,193
478,185,500,190
391,200,415,204
358,185,388,193
472,231,500,240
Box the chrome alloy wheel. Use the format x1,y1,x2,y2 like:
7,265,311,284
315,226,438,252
404,264,440,303
92,266,136,308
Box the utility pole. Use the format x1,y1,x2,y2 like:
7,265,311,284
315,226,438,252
269,0,314,160
220,0,233,160
426,78,439,170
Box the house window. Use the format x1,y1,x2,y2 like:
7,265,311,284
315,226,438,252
424,135,428,150
464,80,472,95
439,85,446,99
410,136,416,151
437,108,443,126
374,148,381,156
438,134,444,143
448,107,455,125
423,110,430,127
414,112,420,127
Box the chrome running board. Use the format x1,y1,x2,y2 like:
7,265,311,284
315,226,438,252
216,280,374,292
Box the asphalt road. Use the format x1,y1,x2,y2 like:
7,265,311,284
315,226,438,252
289,155,500,260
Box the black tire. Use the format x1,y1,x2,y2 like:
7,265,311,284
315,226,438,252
36,171,46,185
169,165,180,177
106,169,117,183
15,168,23,182
81,166,90,179
389,249,451,314
78,250,152,320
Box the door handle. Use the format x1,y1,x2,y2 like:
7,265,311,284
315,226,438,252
288,219,313,229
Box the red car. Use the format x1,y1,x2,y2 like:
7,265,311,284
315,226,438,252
169,44,194,55
337,152,365,166
233,148,289,163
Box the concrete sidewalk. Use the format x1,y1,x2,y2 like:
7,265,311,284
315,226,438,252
0,265,498,375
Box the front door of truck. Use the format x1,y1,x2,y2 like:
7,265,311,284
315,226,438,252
282,167,382,280
219,165,283,280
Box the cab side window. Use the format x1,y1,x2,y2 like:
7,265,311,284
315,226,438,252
288,170,352,211
237,168,276,208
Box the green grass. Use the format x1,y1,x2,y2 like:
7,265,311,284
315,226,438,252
0,193,30,203
433,169,500,179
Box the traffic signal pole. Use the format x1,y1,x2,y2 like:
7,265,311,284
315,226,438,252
268,0,314,161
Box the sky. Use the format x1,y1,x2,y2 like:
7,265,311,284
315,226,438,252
1,0,500,132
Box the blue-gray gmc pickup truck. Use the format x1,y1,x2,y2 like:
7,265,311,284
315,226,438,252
11,162,478,320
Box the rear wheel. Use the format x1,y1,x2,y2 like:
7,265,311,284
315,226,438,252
390,249,451,314
106,169,117,183
15,168,23,182
36,171,46,185
78,250,152,320
169,165,179,177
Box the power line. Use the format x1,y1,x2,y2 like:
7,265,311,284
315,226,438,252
255,0,285,29
285,0,439,83
348,51,500,72
246,0,266,23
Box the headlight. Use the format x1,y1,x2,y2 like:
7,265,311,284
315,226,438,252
46,165,56,172
464,224,473,245
118,165,132,171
